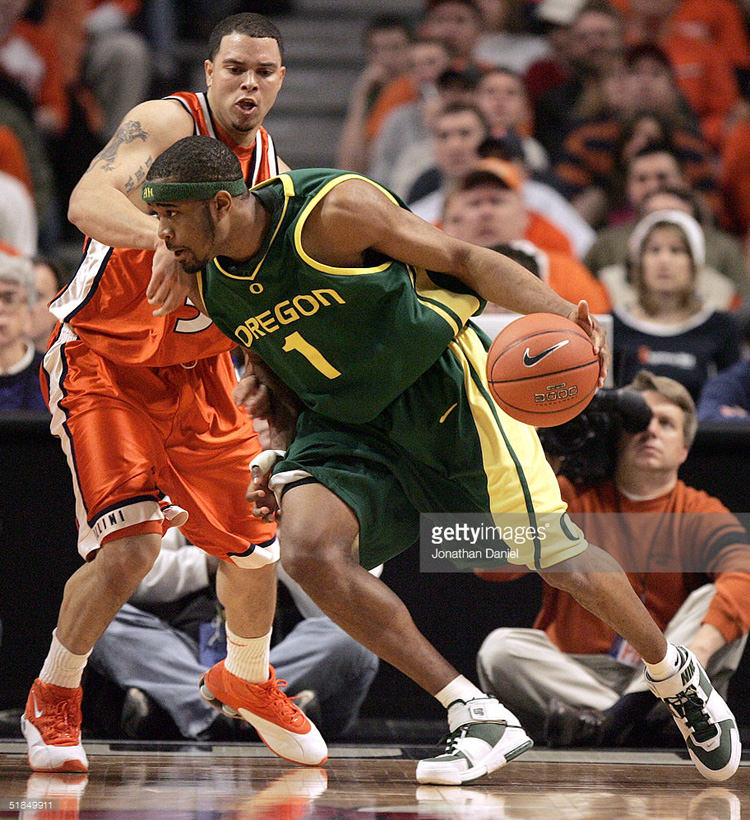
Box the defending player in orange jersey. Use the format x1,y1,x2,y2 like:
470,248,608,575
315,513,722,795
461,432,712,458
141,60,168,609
22,13,327,773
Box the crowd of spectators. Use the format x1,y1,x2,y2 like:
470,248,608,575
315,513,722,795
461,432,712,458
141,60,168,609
337,0,750,408
5,0,750,409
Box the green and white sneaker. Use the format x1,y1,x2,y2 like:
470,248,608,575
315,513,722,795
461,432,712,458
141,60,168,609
416,697,533,785
646,646,741,782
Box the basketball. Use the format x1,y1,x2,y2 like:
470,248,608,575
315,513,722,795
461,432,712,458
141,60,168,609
486,313,600,426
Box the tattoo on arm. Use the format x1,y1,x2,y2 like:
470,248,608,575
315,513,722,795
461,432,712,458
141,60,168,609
123,157,154,194
88,120,149,173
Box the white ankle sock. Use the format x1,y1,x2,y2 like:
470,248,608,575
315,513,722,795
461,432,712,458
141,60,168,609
434,675,486,708
645,643,682,681
224,626,271,683
39,630,91,689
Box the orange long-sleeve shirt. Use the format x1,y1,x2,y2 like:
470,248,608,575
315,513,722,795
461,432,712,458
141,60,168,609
479,477,750,652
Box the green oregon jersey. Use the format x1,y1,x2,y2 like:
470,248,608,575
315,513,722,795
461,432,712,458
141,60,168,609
199,169,485,424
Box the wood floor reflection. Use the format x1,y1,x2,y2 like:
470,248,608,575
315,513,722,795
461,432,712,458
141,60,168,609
1,740,748,818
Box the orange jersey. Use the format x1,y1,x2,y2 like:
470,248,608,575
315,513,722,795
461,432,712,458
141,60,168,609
50,92,280,367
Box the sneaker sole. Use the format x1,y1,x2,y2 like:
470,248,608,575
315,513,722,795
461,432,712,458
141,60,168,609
21,716,88,773
199,677,328,767
416,733,533,785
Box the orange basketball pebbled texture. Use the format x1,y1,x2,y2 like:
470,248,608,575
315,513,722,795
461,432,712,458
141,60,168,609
486,313,600,427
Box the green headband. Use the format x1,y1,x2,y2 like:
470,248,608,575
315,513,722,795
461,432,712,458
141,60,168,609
142,177,247,203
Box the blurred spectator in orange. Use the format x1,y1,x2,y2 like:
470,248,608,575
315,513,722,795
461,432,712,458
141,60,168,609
0,1,85,248
477,134,595,258
44,1,153,140
336,15,413,172
718,110,750,243
368,37,451,193
611,0,742,149
0,124,36,255
0,0,70,136
610,0,750,70
441,157,610,311
28,0,152,242
0,124,32,194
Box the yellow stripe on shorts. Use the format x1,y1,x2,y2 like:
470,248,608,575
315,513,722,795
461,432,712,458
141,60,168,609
449,326,586,569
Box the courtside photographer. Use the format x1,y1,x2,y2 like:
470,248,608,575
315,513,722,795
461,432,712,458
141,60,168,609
476,370,750,746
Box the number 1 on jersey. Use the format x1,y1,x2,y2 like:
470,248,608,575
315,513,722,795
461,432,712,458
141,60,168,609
282,331,341,379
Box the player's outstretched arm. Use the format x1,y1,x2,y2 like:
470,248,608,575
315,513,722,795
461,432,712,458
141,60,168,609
307,179,578,314
68,100,194,250
306,180,608,383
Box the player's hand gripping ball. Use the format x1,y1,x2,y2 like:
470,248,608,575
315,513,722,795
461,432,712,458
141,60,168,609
486,313,600,426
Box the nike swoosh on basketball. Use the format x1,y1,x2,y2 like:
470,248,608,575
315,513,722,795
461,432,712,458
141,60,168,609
523,340,569,367
33,694,43,719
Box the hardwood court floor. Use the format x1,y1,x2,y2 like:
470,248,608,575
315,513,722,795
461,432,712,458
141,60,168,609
1,740,748,818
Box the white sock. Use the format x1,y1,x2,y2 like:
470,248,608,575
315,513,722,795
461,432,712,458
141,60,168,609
645,643,682,681
434,675,486,708
224,626,271,683
39,630,91,689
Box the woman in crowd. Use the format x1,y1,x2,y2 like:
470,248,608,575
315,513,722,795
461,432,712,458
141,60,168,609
612,209,740,398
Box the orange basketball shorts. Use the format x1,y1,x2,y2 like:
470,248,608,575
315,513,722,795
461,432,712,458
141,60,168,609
43,326,275,562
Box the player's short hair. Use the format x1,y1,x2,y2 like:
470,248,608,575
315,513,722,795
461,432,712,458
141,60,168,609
207,13,284,63
144,136,247,204
628,370,697,447
148,135,241,183
0,251,35,307
491,242,542,279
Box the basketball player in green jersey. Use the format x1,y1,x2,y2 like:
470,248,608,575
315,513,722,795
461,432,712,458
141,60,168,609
142,135,741,785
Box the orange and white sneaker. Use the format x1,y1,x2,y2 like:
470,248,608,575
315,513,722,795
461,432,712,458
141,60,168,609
199,662,327,766
21,679,88,773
